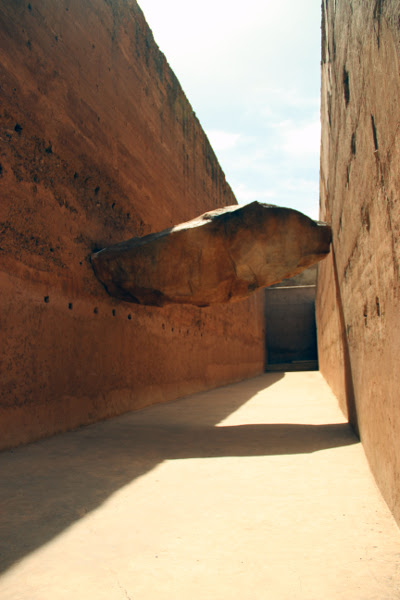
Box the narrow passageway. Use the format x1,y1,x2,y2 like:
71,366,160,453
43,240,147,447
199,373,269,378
0,372,399,600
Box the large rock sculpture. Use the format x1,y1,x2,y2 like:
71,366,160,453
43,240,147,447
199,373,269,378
91,202,331,307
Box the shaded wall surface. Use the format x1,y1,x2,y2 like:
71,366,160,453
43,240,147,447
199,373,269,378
265,286,317,367
317,0,400,524
0,0,265,449
265,265,318,369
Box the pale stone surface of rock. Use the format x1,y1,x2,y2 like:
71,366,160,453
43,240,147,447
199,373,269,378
92,202,332,307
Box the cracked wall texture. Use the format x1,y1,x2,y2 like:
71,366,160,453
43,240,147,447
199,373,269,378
316,0,400,525
0,0,265,449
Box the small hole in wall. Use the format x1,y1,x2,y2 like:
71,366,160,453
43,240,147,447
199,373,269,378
94,307,98,314
371,115,379,151
361,206,371,232
112,309,116,316
44,296,49,303
128,314,132,320
376,297,381,317
68,302,73,310
351,132,356,155
343,67,350,106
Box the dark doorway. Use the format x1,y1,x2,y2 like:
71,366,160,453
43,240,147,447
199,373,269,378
264,267,318,371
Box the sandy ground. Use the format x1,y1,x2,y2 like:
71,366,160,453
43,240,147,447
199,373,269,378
0,371,399,599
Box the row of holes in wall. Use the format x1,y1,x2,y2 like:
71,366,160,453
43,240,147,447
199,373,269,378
44,296,128,318
42,296,196,334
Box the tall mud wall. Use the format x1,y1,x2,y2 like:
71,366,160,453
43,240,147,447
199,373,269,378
0,0,266,449
317,0,400,524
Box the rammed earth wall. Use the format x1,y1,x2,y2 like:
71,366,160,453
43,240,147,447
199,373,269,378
0,0,265,449
317,0,400,525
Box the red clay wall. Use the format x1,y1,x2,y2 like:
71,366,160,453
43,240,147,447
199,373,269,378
316,0,400,524
0,0,265,449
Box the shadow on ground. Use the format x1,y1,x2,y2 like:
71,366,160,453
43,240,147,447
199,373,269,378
0,373,357,574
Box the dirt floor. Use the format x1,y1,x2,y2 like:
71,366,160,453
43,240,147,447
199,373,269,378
0,372,399,599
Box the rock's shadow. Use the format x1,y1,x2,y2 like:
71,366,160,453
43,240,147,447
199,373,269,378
0,373,357,574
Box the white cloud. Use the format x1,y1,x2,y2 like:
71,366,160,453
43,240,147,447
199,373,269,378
234,183,276,205
281,178,319,194
138,0,322,219
206,130,241,152
268,88,320,109
280,120,321,156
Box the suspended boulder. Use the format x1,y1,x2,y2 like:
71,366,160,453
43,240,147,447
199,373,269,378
91,202,331,307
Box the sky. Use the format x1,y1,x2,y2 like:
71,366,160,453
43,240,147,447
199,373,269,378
138,0,322,220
